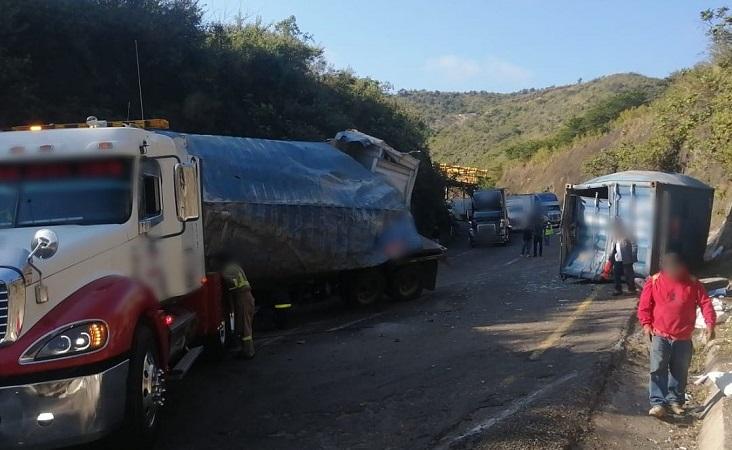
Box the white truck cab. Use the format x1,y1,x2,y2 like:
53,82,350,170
0,119,220,449
0,118,444,449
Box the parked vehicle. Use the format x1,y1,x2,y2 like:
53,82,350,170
536,192,562,226
468,188,510,246
0,119,442,449
559,171,713,281
506,194,538,231
449,197,472,221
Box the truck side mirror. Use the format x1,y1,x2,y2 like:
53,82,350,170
29,229,59,260
27,229,58,304
174,160,201,222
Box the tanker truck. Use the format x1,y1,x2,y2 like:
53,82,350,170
0,118,442,449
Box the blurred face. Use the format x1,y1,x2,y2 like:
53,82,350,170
661,257,685,280
612,222,625,238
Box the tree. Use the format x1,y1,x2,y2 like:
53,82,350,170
0,1,447,233
702,7,732,63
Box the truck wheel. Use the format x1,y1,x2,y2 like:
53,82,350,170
388,265,423,301
122,324,163,449
344,269,385,307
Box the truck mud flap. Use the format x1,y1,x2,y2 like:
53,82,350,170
419,259,439,290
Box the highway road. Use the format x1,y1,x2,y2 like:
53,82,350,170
153,234,638,450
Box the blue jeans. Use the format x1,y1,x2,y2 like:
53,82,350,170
649,335,693,406
521,239,531,255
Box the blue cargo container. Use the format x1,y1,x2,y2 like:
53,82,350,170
559,171,714,280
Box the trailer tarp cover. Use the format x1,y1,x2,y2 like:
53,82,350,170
159,131,424,283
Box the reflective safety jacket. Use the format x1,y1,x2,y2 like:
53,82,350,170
638,271,715,340
222,263,251,292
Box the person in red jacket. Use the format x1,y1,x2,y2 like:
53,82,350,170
637,253,716,418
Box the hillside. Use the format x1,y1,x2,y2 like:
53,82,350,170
398,73,667,171
499,50,732,240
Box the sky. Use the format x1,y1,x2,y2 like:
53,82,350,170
202,0,723,93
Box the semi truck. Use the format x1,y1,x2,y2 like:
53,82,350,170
505,194,538,231
0,118,442,449
468,188,509,246
536,192,562,226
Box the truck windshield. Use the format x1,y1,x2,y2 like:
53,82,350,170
537,193,558,202
0,159,133,228
472,190,503,211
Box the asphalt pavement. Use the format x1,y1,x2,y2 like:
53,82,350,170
155,233,639,450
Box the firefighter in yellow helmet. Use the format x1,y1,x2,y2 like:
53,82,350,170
213,252,255,359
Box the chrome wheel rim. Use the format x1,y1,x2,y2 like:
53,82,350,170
141,350,161,428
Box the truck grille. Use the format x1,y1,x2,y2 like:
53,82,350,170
0,283,7,340
477,223,497,234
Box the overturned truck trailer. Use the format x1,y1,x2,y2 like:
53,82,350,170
162,131,443,306
560,171,714,280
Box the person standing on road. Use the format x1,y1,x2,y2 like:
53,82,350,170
637,253,716,418
212,253,256,359
543,221,554,247
609,221,637,295
531,212,545,257
520,227,532,256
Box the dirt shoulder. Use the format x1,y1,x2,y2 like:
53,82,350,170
578,327,701,450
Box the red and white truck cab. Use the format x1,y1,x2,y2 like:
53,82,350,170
0,118,224,449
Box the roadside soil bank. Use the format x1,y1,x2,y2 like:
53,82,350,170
577,327,701,450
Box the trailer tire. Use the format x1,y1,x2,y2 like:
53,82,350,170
388,265,423,301
121,324,163,449
343,269,385,307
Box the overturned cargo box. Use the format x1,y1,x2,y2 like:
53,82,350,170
161,131,437,287
331,129,420,206
560,171,714,280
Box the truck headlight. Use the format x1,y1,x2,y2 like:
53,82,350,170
20,321,108,363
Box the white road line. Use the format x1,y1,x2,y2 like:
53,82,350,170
436,371,579,449
326,312,384,333
503,257,521,266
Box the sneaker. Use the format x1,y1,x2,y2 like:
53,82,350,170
648,405,666,418
668,403,684,415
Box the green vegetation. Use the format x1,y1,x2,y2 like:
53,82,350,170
0,0,448,233
494,7,732,230
583,8,732,176
399,74,666,168
398,7,732,234
503,90,651,161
